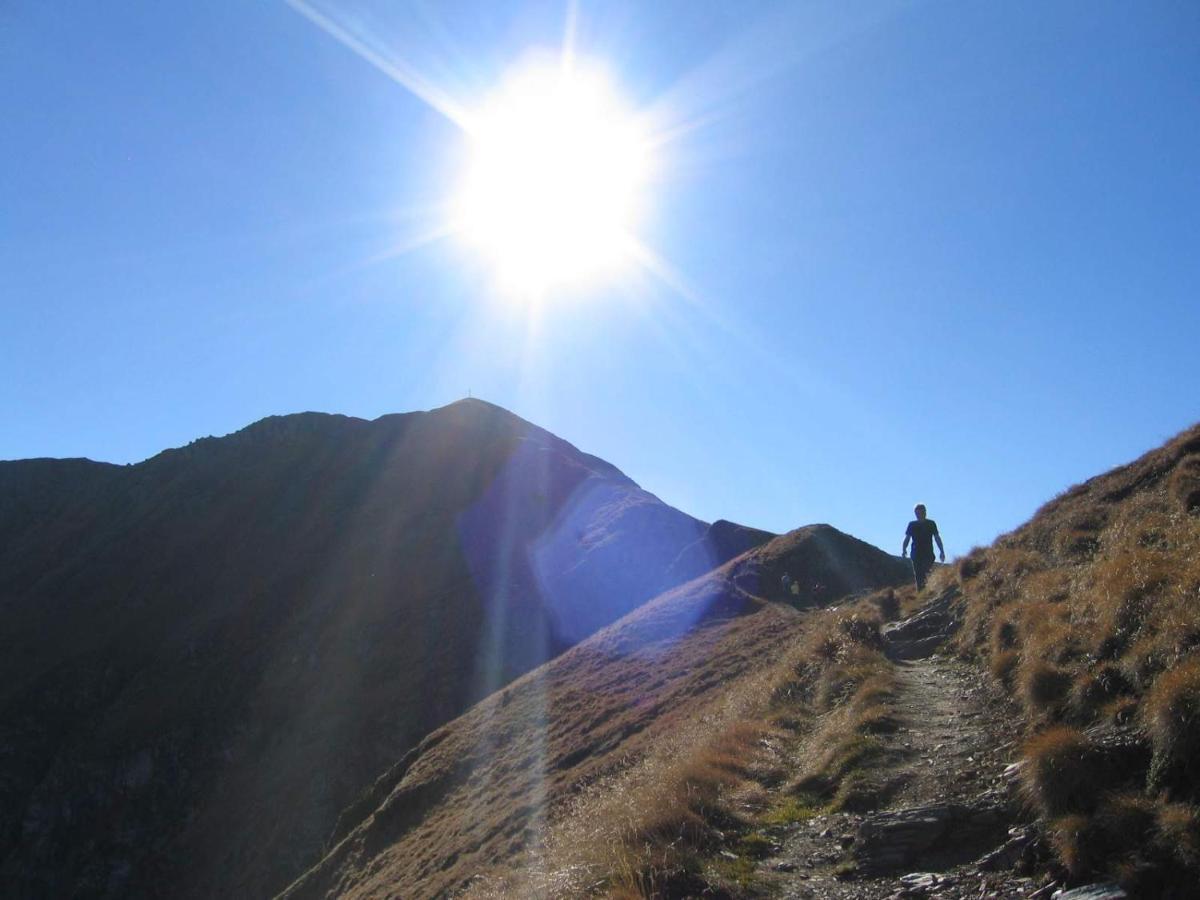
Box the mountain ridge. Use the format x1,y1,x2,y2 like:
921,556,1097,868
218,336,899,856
0,399,765,897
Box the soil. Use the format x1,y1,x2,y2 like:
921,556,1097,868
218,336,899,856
752,596,1062,899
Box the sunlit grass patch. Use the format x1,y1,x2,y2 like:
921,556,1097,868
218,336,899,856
760,794,823,827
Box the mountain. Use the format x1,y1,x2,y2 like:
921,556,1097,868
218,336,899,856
283,420,1200,899
0,400,772,898
280,525,911,898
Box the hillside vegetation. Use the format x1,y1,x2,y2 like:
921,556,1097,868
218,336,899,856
950,422,1200,893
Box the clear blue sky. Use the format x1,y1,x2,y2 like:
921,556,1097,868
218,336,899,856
3,1,1198,556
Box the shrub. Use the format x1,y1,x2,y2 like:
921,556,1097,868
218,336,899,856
1170,455,1200,514
838,612,883,649
1156,802,1200,872
990,650,1019,690
1054,510,1108,559
1049,795,1156,884
873,589,900,622
1143,657,1200,796
1021,726,1106,817
992,618,1019,652
957,548,988,582
1068,665,1132,724
1021,659,1073,713
1049,814,1095,880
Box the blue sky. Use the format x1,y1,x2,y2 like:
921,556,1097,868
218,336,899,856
3,1,1198,556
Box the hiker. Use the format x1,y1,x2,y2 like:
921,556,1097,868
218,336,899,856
781,572,793,597
902,503,944,591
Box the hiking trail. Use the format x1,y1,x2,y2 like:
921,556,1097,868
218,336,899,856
752,589,1059,899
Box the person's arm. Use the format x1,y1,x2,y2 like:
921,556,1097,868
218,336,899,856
902,534,911,558
934,527,945,562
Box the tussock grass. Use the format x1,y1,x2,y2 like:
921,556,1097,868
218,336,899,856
488,599,902,898
1143,657,1200,796
1020,659,1073,715
951,422,1200,890
1021,726,1106,818
1169,455,1200,514
460,645,807,899
785,604,898,812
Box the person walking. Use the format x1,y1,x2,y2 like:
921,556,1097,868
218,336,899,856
902,503,944,591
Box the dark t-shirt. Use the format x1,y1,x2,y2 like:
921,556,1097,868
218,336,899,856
906,519,939,559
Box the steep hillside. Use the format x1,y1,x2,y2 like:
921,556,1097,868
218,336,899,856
277,422,1200,900
0,400,753,898
280,525,910,898
947,421,1200,894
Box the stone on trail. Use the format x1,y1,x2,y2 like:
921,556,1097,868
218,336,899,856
853,804,959,873
1051,884,1127,900
882,587,961,660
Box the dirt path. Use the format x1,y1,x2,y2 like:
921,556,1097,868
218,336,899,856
886,656,1013,810
753,593,1051,899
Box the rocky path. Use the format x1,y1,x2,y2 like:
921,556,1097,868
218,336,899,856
754,591,1056,899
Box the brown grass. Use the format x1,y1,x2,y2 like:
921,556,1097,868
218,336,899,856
1143,657,1200,796
1020,660,1073,715
1170,454,1200,514
948,423,1200,888
990,649,1019,689
1067,665,1132,724
456,600,900,899
873,588,901,622
787,604,897,810
1020,726,1105,818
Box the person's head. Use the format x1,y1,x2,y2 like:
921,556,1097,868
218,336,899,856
914,503,927,520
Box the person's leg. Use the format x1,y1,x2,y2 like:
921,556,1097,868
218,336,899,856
914,555,933,590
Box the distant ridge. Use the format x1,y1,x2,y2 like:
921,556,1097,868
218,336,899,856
0,400,771,897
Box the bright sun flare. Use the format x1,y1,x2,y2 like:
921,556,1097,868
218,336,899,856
454,59,652,296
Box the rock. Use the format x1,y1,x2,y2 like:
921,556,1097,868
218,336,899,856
882,588,962,659
976,825,1037,871
854,801,1011,875
901,872,939,890
1051,884,1127,900
853,804,959,873
773,860,797,872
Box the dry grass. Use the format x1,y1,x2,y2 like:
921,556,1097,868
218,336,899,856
591,602,896,896
1143,657,1200,796
951,422,1200,890
1170,454,1200,513
1020,726,1106,818
479,599,901,899
786,604,898,812
450,616,816,900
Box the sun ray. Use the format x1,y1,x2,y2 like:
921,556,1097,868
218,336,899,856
560,0,579,73
284,0,472,129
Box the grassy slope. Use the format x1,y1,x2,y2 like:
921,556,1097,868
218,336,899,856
949,421,1200,892
280,528,909,898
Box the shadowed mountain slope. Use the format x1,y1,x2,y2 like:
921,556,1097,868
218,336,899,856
281,526,910,899
0,400,758,898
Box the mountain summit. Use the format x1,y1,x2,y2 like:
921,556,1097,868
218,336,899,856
0,400,788,897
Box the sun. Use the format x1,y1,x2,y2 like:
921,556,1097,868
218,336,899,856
453,58,652,297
